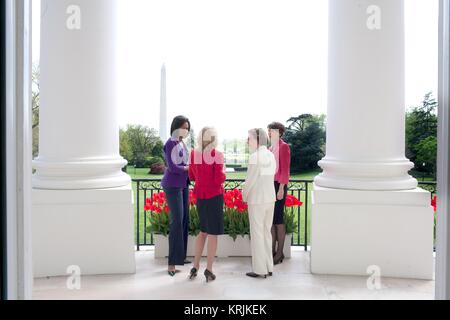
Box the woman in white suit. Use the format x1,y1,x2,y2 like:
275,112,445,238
243,128,277,279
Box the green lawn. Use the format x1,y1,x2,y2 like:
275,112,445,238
126,166,321,181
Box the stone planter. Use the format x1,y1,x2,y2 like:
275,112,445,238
154,234,292,258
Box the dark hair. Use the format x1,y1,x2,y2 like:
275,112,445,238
170,115,191,136
248,128,269,147
268,122,286,137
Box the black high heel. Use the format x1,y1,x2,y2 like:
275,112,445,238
189,267,198,280
274,253,285,265
168,268,181,277
204,269,216,283
246,272,267,279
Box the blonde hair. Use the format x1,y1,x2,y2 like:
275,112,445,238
197,127,219,152
248,128,269,147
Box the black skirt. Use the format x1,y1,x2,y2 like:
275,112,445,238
273,182,288,225
197,194,224,235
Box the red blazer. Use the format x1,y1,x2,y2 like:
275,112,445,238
269,139,291,185
189,149,226,200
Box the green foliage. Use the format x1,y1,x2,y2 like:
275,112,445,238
224,209,250,241
284,114,326,173
188,206,201,237
416,136,437,177
284,208,298,235
120,125,164,167
145,156,165,168
119,128,133,162
406,92,438,177
147,211,170,236
32,64,40,158
151,140,164,158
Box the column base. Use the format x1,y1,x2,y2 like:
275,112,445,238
311,184,434,280
32,157,131,190
316,158,418,191
32,184,136,277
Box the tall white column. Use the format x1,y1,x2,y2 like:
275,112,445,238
314,0,417,191
159,64,168,143
32,0,135,277
32,0,130,190
311,0,434,280
436,0,450,300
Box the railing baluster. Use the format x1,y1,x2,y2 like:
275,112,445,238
150,189,154,245
304,182,309,251
136,181,140,251
143,189,147,245
297,189,301,246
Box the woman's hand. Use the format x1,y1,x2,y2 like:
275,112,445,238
277,184,285,200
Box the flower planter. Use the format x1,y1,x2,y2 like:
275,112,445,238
153,234,292,259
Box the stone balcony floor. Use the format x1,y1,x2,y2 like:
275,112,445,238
33,247,435,300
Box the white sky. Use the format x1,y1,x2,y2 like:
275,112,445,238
32,0,439,140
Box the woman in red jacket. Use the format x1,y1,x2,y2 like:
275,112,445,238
188,127,226,282
268,122,291,265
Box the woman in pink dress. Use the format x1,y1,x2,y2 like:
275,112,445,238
268,122,291,265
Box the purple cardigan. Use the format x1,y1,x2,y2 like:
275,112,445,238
161,138,189,189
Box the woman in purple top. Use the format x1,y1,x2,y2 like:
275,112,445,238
162,115,191,276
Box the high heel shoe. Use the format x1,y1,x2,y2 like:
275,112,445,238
274,253,285,265
246,272,267,279
204,269,216,283
168,268,181,277
189,267,198,280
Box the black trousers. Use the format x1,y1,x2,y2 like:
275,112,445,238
164,187,190,266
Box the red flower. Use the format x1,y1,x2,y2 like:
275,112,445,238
189,190,197,205
223,189,248,213
144,191,169,214
285,195,303,208
431,196,437,212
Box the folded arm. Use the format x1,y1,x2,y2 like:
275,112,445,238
165,141,187,175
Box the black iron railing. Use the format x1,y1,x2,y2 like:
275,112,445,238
133,179,313,251
132,179,437,252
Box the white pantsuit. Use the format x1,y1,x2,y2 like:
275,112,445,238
243,146,277,275
248,203,275,275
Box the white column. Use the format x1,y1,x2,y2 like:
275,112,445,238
32,0,135,277
5,0,33,300
32,0,130,190
436,0,450,300
159,64,168,143
311,0,434,280
314,0,417,191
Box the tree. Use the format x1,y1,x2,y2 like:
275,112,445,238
415,136,437,179
32,64,40,158
122,125,163,167
405,92,438,176
284,114,326,172
119,128,133,163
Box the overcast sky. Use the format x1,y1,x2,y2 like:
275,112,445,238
32,0,439,140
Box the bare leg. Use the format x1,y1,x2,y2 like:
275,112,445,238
274,224,286,262
271,225,277,256
193,232,207,270
206,235,218,272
